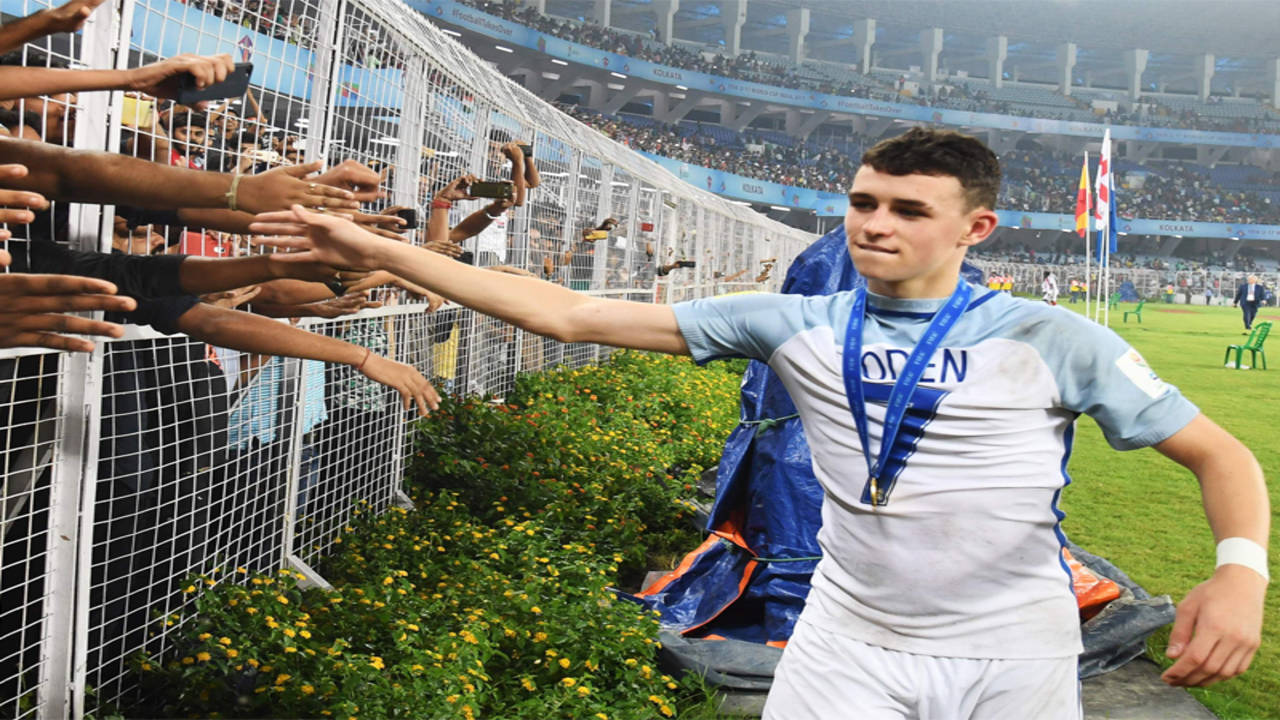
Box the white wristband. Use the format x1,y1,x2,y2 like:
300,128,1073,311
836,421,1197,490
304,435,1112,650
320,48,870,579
1216,537,1270,582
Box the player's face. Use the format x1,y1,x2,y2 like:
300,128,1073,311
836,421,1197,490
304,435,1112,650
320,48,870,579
844,166,996,298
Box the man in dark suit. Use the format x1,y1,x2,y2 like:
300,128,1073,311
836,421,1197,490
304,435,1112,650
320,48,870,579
1233,275,1264,333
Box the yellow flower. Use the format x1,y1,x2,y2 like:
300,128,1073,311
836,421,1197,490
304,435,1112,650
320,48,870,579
245,607,258,615
226,649,239,658
276,595,289,605
666,681,677,689
181,657,194,665
576,685,591,696
530,606,542,614
558,658,570,669
370,656,385,670
533,632,548,642
660,704,674,717
301,684,315,695
521,677,536,691
197,633,212,641
274,673,291,686
283,628,296,638
218,637,231,646
195,652,211,662
406,624,419,631
246,658,259,668
561,677,576,687
300,630,311,639
140,662,152,671
445,694,459,703
595,714,609,720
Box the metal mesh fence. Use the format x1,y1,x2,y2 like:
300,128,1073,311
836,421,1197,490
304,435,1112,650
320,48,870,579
968,260,1279,305
0,0,813,715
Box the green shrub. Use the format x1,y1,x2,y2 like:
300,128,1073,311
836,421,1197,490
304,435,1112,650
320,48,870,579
125,352,744,719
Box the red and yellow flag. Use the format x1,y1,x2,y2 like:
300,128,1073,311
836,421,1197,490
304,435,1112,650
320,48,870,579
1074,155,1091,237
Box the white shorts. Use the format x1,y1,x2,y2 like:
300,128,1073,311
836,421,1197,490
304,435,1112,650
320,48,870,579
763,620,1082,720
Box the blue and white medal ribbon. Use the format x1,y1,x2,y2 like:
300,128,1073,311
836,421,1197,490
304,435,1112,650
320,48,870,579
841,278,972,507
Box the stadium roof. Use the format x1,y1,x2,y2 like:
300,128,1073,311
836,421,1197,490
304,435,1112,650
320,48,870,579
575,0,1280,96
781,0,1280,59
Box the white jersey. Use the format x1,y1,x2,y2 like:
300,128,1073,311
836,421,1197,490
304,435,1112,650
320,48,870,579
1042,274,1059,303
672,283,1197,660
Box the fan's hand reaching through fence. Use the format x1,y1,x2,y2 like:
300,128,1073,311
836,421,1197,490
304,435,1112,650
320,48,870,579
0,249,137,352
357,352,439,417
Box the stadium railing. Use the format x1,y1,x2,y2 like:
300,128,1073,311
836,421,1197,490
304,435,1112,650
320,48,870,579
968,260,1278,304
0,0,813,716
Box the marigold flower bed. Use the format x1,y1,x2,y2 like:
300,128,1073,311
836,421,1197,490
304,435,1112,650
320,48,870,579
125,352,745,719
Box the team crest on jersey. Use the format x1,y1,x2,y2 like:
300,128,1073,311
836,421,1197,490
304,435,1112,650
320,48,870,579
1114,348,1169,399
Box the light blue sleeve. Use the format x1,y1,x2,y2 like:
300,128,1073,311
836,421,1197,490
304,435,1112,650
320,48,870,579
671,292,812,365
1043,312,1199,450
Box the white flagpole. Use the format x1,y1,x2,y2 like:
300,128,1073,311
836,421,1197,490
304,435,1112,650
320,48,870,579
1083,151,1092,319
1102,232,1111,327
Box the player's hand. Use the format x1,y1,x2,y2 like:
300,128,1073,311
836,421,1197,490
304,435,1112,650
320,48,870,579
249,205,390,271
1161,564,1266,687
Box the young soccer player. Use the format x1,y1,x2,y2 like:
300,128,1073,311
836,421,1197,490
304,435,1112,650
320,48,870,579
251,128,1268,718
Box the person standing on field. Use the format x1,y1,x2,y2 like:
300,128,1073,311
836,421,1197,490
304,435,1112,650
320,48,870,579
1234,275,1264,332
1042,271,1059,306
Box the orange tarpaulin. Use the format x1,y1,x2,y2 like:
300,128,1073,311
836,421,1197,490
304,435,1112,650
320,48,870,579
1064,547,1122,620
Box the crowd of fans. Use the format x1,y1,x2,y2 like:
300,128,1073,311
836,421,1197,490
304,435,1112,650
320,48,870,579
561,102,1280,225
455,0,1280,136
0,2,666,704
561,104,860,193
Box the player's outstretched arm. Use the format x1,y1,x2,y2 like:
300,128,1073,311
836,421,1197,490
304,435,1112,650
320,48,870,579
250,206,691,356
1152,413,1269,688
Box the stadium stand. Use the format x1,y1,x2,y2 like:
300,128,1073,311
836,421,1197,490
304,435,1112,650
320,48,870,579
452,0,1280,135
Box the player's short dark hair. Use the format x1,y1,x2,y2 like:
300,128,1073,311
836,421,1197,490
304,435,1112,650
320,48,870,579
860,127,1001,211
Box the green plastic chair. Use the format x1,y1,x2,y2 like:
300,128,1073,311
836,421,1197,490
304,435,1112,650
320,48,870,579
1224,321,1271,370
1107,291,1121,310
1123,299,1146,323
